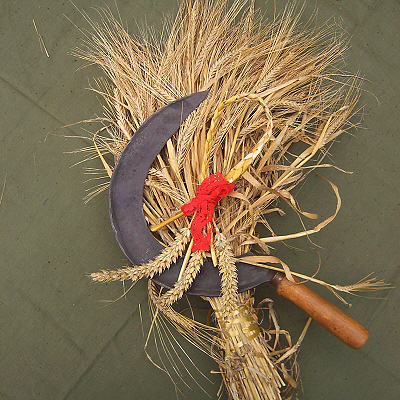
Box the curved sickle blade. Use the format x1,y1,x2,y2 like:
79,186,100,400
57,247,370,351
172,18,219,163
109,91,274,296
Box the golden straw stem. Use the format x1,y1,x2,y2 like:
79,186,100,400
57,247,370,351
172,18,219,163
210,230,218,266
177,239,193,281
150,211,183,231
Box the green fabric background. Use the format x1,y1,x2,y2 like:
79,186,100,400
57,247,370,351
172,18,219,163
0,0,399,399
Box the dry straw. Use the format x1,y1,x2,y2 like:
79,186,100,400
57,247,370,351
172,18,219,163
70,1,389,398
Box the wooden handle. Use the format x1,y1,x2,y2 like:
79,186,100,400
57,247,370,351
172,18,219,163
271,273,369,349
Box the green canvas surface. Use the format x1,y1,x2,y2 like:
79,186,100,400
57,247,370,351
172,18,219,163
0,1,399,399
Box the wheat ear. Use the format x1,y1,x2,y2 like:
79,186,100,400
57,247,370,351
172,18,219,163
90,228,191,282
159,251,206,305
214,232,239,316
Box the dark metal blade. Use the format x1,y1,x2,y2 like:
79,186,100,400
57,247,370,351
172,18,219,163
109,92,209,266
154,254,276,296
109,91,275,296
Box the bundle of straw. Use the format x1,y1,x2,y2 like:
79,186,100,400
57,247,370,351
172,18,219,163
69,1,387,398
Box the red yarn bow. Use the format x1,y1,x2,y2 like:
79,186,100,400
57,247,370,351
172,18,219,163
181,172,235,252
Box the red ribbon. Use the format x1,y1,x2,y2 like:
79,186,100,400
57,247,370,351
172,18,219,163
181,172,235,252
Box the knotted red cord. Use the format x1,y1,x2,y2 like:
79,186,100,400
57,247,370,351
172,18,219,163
181,172,235,252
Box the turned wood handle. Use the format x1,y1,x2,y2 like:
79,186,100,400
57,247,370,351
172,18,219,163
271,273,369,349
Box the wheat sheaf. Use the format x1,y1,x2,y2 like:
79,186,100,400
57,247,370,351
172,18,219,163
68,1,389,399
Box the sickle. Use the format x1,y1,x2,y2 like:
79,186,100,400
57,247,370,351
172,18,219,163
108,92,369,348
109,92,274,296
